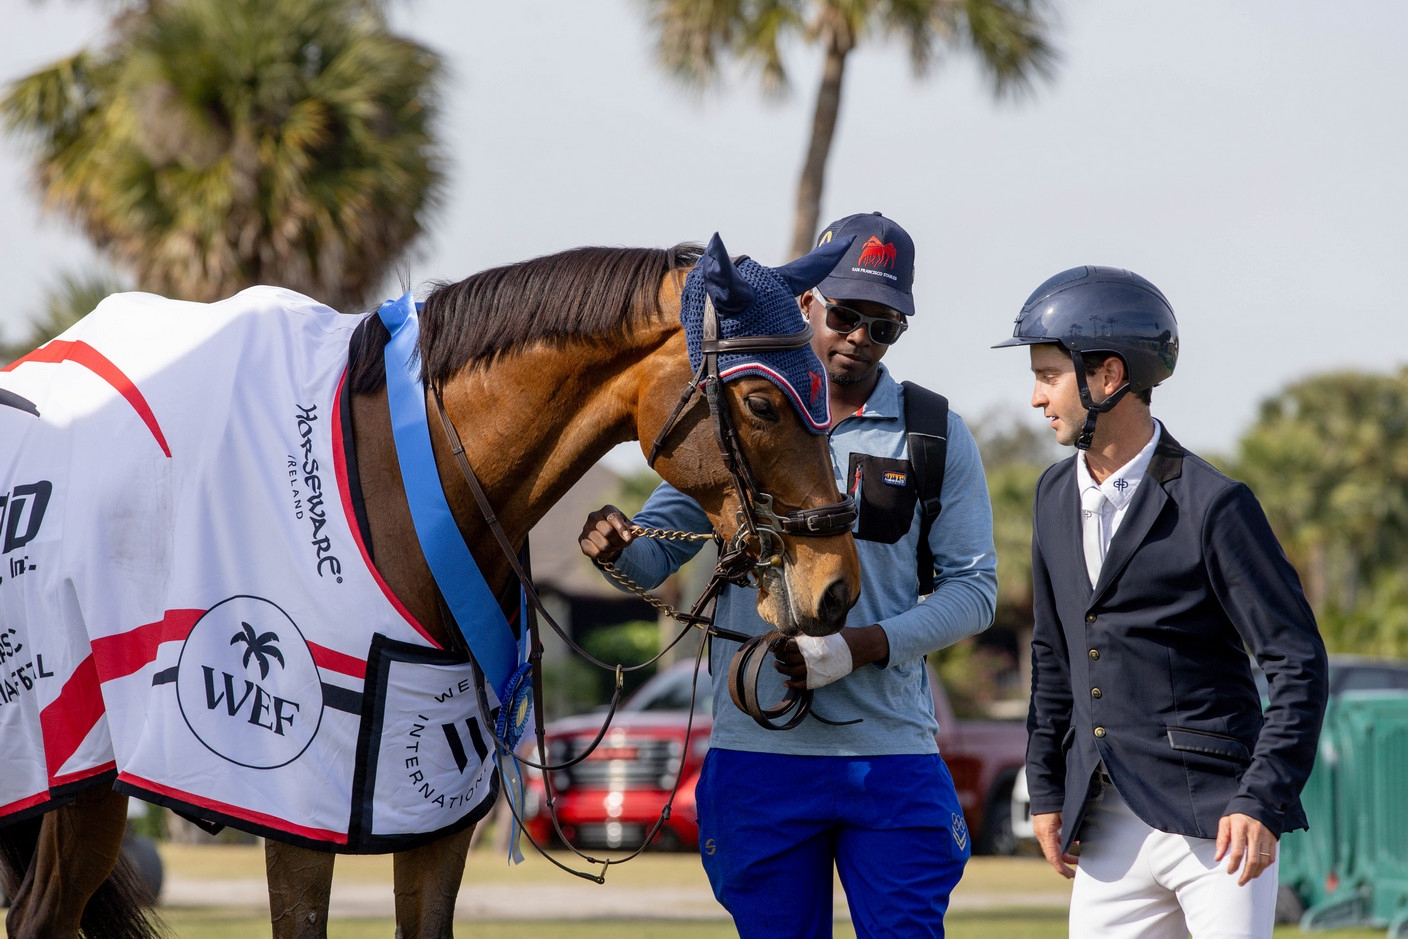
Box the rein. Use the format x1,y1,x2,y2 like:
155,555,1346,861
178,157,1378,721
426,295,857,879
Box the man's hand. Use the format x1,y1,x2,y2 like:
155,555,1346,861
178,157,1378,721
578,505,635,563
1215,812,1277,886
772,625,890,690
1033,812,1078,879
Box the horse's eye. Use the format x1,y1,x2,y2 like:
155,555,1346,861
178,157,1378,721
744,395,779,421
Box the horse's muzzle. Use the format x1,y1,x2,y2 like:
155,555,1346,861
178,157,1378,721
814,578,853,633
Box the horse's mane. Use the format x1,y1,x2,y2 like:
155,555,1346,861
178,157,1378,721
349,243,703,393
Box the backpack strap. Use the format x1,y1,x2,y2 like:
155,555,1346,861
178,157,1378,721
902,381,949,595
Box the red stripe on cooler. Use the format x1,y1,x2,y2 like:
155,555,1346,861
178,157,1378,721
3,340,172,457
118,772,349,844
40,655,106,783
307,641,366,680
90,609,205,684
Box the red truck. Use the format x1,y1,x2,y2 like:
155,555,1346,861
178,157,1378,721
520,661,1028,854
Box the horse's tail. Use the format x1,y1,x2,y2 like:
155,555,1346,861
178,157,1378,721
79,847,166,939
0,814,164,939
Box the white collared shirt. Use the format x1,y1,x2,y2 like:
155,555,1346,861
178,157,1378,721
1076,420,1163,564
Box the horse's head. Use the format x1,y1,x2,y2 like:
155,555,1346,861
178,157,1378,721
640,234,861,637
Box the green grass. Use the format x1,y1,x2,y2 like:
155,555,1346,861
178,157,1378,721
159,842,716,887
148,847,1389,938
155,908,1394,938
161,912,744,938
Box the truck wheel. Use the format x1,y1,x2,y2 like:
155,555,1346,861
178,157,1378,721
976,773,1019,856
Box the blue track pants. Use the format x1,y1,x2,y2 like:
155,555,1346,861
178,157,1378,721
695,749,971,939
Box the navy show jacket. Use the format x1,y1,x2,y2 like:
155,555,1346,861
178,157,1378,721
1026,429,1328,851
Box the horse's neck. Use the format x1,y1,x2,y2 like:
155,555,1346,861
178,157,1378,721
350,321,686,644
440,323,688,536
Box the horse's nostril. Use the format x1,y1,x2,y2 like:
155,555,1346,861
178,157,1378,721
817,578,853,628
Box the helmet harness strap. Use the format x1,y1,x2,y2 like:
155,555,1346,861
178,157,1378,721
1070,347,1132,451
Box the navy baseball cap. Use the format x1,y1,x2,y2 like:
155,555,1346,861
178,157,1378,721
812,212,916,317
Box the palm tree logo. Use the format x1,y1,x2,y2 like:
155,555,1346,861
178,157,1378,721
230,621,285,680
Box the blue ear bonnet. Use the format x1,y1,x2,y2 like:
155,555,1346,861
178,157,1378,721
681,234,853,433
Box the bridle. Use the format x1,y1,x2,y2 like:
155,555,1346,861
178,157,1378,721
641,294,860,732
645,294,858,571
426,293,858,880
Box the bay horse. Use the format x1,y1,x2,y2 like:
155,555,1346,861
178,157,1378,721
0,237,861,939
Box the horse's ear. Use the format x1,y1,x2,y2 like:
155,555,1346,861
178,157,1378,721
700,232,756,316
772,235,856,296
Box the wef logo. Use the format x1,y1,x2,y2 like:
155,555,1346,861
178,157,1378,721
175,596,324,769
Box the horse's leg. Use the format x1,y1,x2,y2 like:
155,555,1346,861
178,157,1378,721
4,785,127,939
265,840,336,939
392,825,475,939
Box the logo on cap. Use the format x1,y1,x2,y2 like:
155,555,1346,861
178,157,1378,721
857,237,896,270
809,370,823,406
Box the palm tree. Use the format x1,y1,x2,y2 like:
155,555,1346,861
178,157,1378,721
0,270,127,364
231,621,285,680
644,0,1059,258
1,0,443,311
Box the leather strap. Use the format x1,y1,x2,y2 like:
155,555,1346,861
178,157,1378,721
700,324,814,354
775,499,857,535
727,633,812,731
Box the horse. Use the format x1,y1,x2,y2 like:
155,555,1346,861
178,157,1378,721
0,234,862,939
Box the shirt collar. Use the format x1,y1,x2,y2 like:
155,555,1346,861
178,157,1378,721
840,364,901,423
1076,420,1163,511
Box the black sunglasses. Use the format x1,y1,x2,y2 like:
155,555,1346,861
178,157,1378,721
811,290,908,345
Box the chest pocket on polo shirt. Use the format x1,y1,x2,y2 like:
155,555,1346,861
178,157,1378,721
846,453,918,544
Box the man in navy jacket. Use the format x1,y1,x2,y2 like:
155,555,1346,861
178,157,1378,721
995,266,1328,938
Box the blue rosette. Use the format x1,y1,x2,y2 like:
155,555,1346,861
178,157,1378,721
495,661,534,864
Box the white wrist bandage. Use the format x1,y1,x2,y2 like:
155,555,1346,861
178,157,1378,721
796,632,854,690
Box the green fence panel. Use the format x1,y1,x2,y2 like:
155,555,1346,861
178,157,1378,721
1336,693,1408,927
1280,696,1342,910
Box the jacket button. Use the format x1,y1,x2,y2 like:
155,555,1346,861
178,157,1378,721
1094,726,1106,738
1091,688,1102,698
1089,649,1100,660
1085,613,1097,623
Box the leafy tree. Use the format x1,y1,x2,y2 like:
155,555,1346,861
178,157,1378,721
644,0,1058,258
972,410,1058,621
582,620,662,701
1230,369,1408,656
2,0,443,310
927,409,1058,711
0,270,127,364
616,468,666,517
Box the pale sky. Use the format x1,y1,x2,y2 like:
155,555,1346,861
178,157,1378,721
3,0,1405,471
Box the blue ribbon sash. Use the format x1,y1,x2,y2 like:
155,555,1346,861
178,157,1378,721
376,292,520,698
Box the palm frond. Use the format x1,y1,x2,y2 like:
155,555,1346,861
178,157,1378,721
644,0,806,92
2,0,445,309
961,0,1059,98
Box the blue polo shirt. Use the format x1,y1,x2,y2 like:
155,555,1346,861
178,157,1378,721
611,365,998,756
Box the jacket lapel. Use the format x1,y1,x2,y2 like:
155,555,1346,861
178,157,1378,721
1090,430,1185,603
1046,458,1093,600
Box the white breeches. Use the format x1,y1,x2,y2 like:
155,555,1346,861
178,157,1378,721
1069,777,1278,939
